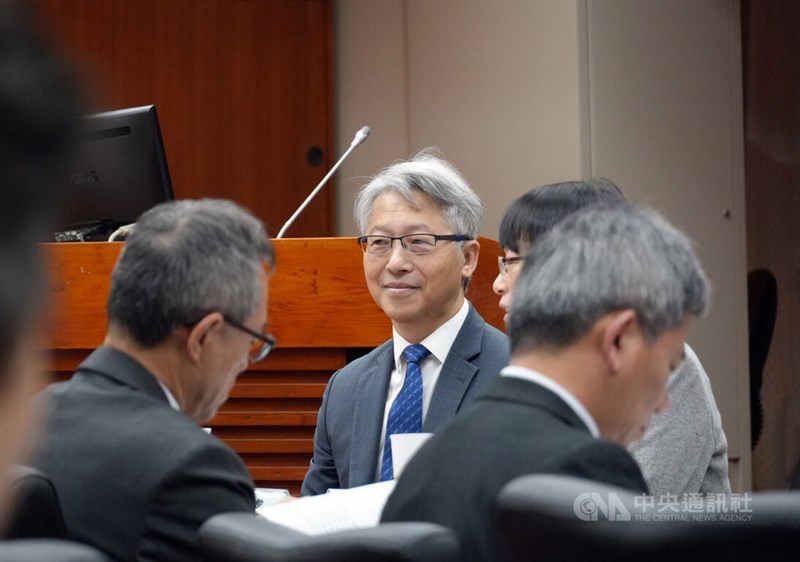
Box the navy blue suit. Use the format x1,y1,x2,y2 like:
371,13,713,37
301,305,510,495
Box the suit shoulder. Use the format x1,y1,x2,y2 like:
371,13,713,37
476,319,510,369
483,322,510,349
330,339,392,379
469,308,510,349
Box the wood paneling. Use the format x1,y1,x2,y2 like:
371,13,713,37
44,238,505,493
33,0,335,238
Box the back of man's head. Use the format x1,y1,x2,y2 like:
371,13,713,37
499,179,626,252
107,199,274,347
508,205,710,354
354,148,483,238
0,1,81,375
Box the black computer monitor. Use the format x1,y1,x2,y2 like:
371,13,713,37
55,104,174,241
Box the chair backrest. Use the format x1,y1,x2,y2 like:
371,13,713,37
0,539,109,562
496,474,800,562
2,466,67,540
198,512,460,562
495,474,641,562
747,267,778,449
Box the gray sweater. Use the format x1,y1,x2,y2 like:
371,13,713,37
629,343,731,496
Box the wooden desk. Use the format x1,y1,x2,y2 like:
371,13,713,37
45,237,504,493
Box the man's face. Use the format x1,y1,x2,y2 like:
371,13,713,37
610,317,689,445
190,268,269,423
492,245,527,326
363,190,478,343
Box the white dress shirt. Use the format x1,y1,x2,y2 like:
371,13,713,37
375,300,471,478
157,380,181,411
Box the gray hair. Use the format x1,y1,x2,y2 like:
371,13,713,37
509,205,710,353
107,199,275,347
354,149,482,238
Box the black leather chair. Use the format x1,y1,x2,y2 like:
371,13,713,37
2,465,67,539
496,474,800,562
0,539,109,562
198,512,460,562
747,268,777,449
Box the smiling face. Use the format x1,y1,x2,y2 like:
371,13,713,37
492,245,527,326
363,190,479,343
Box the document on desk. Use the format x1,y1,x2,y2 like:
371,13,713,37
257,480,396,536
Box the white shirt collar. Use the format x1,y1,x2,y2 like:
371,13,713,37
500,365,600,438
157,380,181,411
391,300,470,368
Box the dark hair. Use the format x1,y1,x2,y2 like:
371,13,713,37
106,199,275,347
498,179,626,252
0,2,81,383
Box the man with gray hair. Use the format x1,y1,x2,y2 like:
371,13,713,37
382,205,711,562
32,199,275,561
301,150,509,495
492,179,729,496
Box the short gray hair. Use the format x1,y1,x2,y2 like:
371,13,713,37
354,149,482,238
107,199,275,347
509,205,710,353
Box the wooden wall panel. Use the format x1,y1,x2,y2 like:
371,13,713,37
33,0,335,238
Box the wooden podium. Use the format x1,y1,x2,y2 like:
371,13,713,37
44,237,504,494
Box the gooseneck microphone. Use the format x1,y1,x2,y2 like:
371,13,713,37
276,126,371,239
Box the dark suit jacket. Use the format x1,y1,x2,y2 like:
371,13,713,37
301,305,510,496
381,375,650,562
32,346,255,562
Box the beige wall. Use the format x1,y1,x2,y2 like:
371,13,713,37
335,0,582,237
581,0,750,489
336,0,751,489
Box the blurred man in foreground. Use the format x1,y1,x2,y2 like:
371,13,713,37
0,0,81,534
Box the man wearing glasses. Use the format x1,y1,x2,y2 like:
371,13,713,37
301,150,510,496
491,180,729,497
32,199,275,561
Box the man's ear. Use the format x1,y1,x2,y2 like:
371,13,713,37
601,309,637,373
185,312,225,363
461,239,480,278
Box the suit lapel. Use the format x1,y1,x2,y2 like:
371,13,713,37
349,344,394,486
424,305,482,432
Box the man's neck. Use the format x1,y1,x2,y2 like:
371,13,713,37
103,331,186,411
392,297,467,344
510,345,608,434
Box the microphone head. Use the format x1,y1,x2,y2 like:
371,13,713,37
351,125,371,147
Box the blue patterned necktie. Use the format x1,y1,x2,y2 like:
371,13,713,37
379,344,431,481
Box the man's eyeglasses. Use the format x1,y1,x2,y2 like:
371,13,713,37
358,233,472,256
223,316,277,363
497,255,525,276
